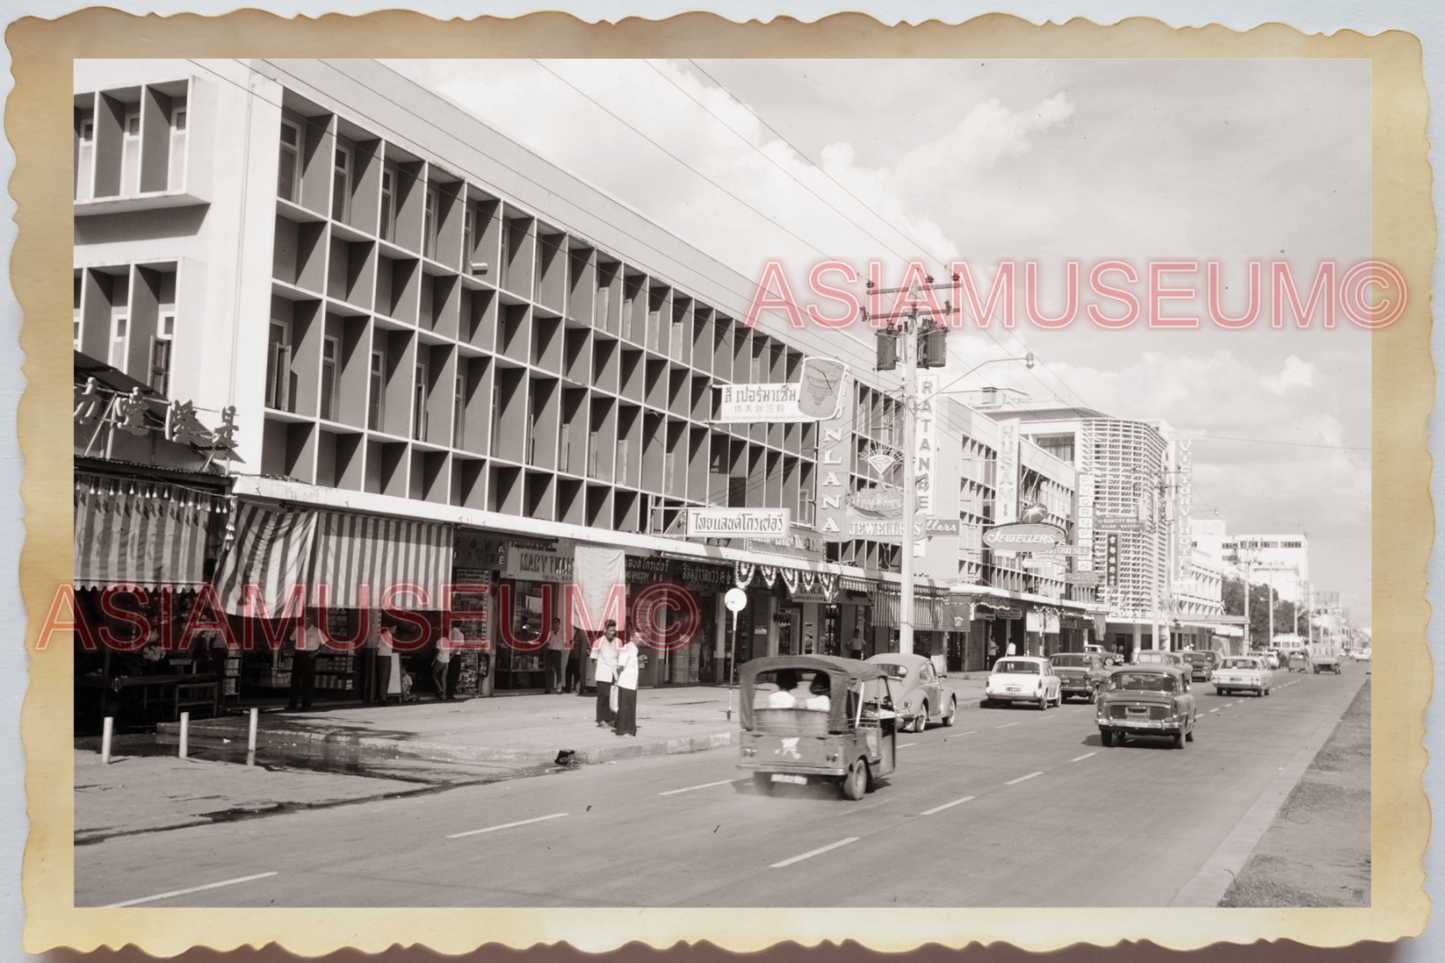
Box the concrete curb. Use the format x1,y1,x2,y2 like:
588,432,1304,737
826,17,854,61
156,719,737,768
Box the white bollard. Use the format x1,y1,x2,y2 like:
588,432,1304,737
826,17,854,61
101,716,113,765
248,707,259,753
179,711,189,759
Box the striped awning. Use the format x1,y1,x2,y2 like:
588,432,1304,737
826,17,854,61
213,501,453,615
212,502,317,616
867,590,945,631
310,511,452,610
74,475,223,589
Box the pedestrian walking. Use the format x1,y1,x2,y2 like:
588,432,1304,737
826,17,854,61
613,629,640,737
545,617,565,693
431,622,454,701
287,609,320,711
594,619,620,727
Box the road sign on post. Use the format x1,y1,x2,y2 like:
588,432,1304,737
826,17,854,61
724,588,747,720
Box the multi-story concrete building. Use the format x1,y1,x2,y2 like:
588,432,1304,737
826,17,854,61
71,58,905,711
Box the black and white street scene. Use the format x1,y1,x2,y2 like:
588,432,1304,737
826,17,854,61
70,58,1377,910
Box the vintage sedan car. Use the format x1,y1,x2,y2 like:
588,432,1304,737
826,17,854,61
1313,653,1343,674
1049,652,1110,703
1213,655,1273,696
1096,664,1197,749
865,653,958,731
1182,649,1220,682
983,656,1062,710
1135,650,1188,671
1351,647,1372,662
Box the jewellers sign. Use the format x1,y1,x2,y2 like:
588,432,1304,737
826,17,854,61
685,508,790,537
983,523,1066,549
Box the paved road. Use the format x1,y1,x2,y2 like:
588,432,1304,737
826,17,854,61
76,661,1369,907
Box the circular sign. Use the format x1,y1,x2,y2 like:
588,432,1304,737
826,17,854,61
724,588,748,612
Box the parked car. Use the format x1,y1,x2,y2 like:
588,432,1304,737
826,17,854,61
1286,650,1312,673
865,653,958,731
1182,649,1221,682
1351,648,1372,662
1213,655,1273,697
1252,649,1281,669
1049,652,1111,703
1313,653,1343,674
983,656,1062,710
1096,664,1198,749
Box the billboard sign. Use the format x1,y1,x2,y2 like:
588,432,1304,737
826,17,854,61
983,522,1066,549
714,357,849,423
684,508,790,537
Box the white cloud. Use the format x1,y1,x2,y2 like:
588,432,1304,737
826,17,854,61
1259,355,1315,395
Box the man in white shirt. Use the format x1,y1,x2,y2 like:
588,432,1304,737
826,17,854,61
432,620,459,701
613,630,640,737
545,617,566,694
593,619,620,728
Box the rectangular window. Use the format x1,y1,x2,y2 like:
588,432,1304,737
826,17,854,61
109,316,128,370
332,145,351,222
368,350,385,431
168,104,187,191
463,205,476,263
320,336,339,422
121,108,141,196
73,275,83,348
149,335,172,397
453,370,466,448
413,362,428,441
278,120,301,202
76,114,94,201
379,165,396,242
266,320,291,411
423,187,437,259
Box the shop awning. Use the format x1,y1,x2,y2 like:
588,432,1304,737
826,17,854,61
213,502,453,615
212,502,318,615
868,589,947,630
311,511,453,610
74,474,223,589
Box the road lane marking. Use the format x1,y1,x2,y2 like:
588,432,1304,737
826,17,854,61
448,813,568,838
920,796,976,815
1006,771,1044,785
996,723,1018,729
1209,708,1220,713
1069,753,1095,762
958,731,977,735
897,742,918,748
771,837,859,868
659,779,739,796
102,872,278,908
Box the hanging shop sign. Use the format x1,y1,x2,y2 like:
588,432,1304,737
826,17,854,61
1064,572,1104,584
685,507,790,537
76,376,240,472
503,542,574,582
983,522,1066,549
848,488,903,516
1095,514,1147,532
996,606,1024,620
1075,472,1095,573
713,358,850,422
995,418,1021,525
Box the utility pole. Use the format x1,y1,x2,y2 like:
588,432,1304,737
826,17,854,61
899,302,918,656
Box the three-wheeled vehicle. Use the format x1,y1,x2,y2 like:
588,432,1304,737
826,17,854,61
737,655,899,800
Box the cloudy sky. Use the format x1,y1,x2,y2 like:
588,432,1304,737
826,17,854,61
388,58,1373,626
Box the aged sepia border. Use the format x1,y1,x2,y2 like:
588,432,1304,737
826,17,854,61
12,10,1433,956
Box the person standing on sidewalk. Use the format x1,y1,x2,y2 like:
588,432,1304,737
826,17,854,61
613,628,640,737
848,630,865,661
287,609,320,711
446,619,465,699
594,619,620,728
545,617,565,693
565,624,585,694
432,621,455,701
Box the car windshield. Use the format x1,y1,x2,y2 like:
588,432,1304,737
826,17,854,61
1051,655,1087,667
1186,653,1210,663
1221,658,1259,670
1110,672,1177,692
994,660,1039,675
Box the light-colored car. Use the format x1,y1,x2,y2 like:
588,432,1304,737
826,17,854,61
1135,650,1188,671
1096,665,1198,749
1351,648,1372,662
1252,650,1281,669
1213,655,1273,697
1049,652,1110,703
865,653,958,732
983,656,1062,710
1312,653,1342,674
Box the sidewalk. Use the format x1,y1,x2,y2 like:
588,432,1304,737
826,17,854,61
154,674,995,769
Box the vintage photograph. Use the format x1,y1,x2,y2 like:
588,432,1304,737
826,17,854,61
59,50,1396,927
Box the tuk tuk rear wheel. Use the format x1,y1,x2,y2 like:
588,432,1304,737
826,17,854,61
753,772,774,793
843,759,868,800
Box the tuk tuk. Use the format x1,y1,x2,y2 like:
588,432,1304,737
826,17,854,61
737,655,899,800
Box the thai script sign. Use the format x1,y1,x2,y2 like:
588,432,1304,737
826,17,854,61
714,358,849,422
685,508,790,537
